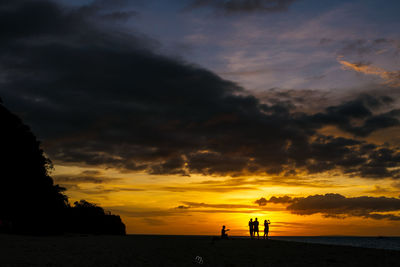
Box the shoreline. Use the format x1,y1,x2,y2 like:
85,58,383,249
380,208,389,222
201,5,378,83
123,234,400,251
1,234,400,266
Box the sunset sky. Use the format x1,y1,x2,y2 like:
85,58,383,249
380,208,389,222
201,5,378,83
1,0,400,236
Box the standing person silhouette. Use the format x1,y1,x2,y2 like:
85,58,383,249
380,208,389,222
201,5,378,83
248,218,254,238
264,219,271,239
254,218,259,239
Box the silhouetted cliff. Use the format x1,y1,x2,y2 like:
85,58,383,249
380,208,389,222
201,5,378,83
0,99,125,235
66,200,125,235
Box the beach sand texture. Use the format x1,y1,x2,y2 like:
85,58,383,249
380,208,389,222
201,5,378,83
0,234,399,266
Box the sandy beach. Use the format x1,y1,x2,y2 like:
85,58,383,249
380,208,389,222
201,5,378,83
1,234,399,266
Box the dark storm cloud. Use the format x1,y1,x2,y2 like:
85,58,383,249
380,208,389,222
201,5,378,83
100,10,137,21
186,152,250,176
1,0,400,179
76,0,138,21
257,194,400,221
148,156,189,176
310,94,400,137
187,0,298,14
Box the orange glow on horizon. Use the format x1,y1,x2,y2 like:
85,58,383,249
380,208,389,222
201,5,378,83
53,164,400,236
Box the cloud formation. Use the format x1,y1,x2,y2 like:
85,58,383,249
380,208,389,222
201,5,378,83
255,196,293,206
71,185,145,195
338,59,400,87
1,0,400,180
54,170,121,184
336,38,400,57
187,0,298,14
254,197,267,206
257,194,400,221
180,201,255,209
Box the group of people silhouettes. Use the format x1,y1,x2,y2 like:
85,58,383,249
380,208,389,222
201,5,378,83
249,218,270,239
220,218,271,239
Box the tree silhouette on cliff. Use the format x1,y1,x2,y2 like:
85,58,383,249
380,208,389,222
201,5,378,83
0,98,125,235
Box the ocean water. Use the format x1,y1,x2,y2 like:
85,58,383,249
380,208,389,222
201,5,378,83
269,236,400,251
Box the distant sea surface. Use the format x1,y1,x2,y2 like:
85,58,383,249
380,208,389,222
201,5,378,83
269,236,400,251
